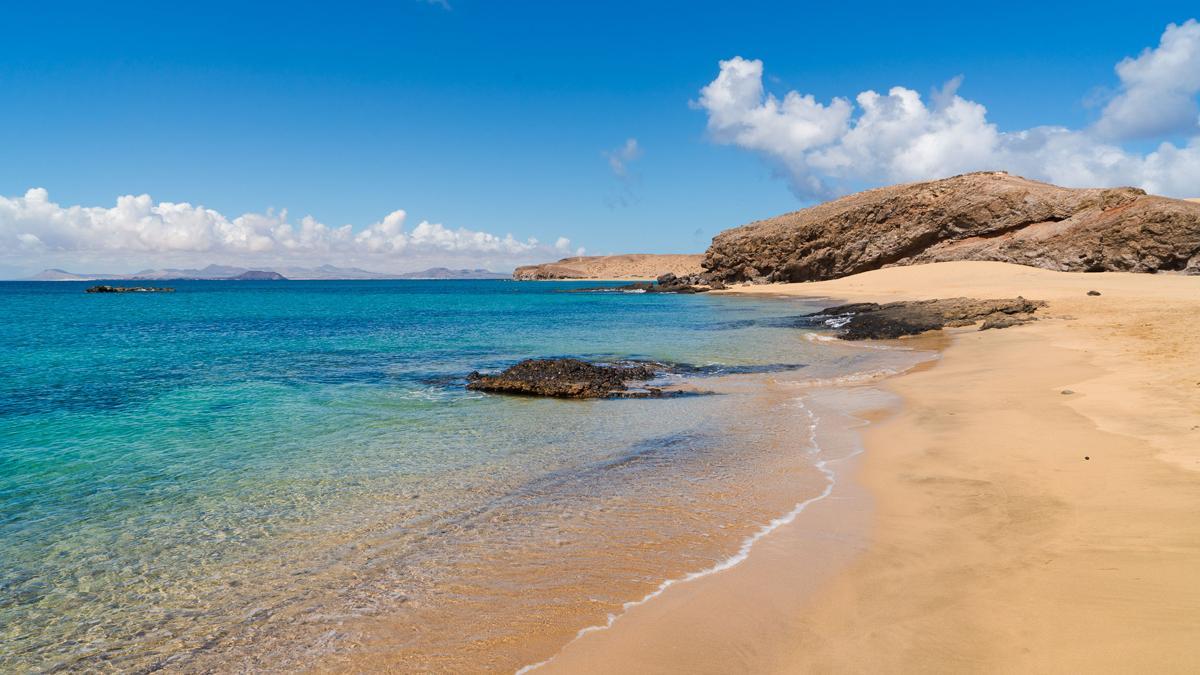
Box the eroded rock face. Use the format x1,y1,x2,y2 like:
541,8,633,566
466,359,665,398
806,297,1045,340
704,172,1200,283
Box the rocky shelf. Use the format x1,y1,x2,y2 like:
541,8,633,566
805,297,1045,340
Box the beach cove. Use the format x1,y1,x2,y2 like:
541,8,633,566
529,261,1200,673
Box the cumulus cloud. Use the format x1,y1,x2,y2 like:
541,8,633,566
1096,19,1200,140
0,188,577,274
696,20,1200,199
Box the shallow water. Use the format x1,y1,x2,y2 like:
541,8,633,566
0,280,928,671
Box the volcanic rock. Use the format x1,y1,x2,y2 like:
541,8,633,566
571,272,718,294
807,297,1045,340
703,172,1200,283
466,359,666,398
85,285,175,293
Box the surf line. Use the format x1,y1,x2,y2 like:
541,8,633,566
517,395,855,674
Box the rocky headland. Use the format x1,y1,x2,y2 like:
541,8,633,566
703,172,1200,284
513,254,704,280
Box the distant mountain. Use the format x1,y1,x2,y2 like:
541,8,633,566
130,264,248,280
230,270,287,280
391,267,510,279
27,268,110,281
25,264,509,281
269,264,396,280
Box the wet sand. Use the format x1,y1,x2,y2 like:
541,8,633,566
535,261,1200,673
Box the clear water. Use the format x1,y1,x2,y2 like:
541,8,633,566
0,280,924,672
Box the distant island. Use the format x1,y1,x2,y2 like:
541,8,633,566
25,264,509,281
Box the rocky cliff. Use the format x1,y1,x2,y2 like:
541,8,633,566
703,172,1200,283
514,254,704,280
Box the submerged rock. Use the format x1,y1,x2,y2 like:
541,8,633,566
85,285,175,293
807,297,1045,340
467,359,666,398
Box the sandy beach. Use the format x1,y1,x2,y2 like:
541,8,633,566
534,261,1200,673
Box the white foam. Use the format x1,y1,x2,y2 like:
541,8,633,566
517,397,845,674
802,331,915,351
783,367,902,388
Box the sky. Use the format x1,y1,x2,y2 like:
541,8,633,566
1,1,1198,277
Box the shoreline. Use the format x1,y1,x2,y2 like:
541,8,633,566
532,261,1200,672
519,380,908,674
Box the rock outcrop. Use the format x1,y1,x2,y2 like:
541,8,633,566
514,254,704,280
85,285,175,293
703,172,1200,283
574,272,724,294
806,297,1044,340
467,359,667,398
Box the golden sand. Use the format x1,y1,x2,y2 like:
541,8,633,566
535,261,1200,673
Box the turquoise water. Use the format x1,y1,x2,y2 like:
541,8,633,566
0,280,920,671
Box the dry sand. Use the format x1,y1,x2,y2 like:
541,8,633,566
534,261,1200,673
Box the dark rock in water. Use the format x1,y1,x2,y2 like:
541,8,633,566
1087,290,1102,296
703,172,1200,284
85,285,175,293
467,358,667,398
807,297,1044,340
573,272,718,294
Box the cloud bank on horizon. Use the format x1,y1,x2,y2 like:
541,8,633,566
0,188,581,275
697,19,1200,200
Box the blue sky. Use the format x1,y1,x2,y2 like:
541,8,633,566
1,1,1198,275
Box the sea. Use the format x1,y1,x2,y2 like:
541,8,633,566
0,279,931,672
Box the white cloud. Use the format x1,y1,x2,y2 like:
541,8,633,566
604,138,643,177
696,20,1200,199
1096,19,1200,140
0,188,577,274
